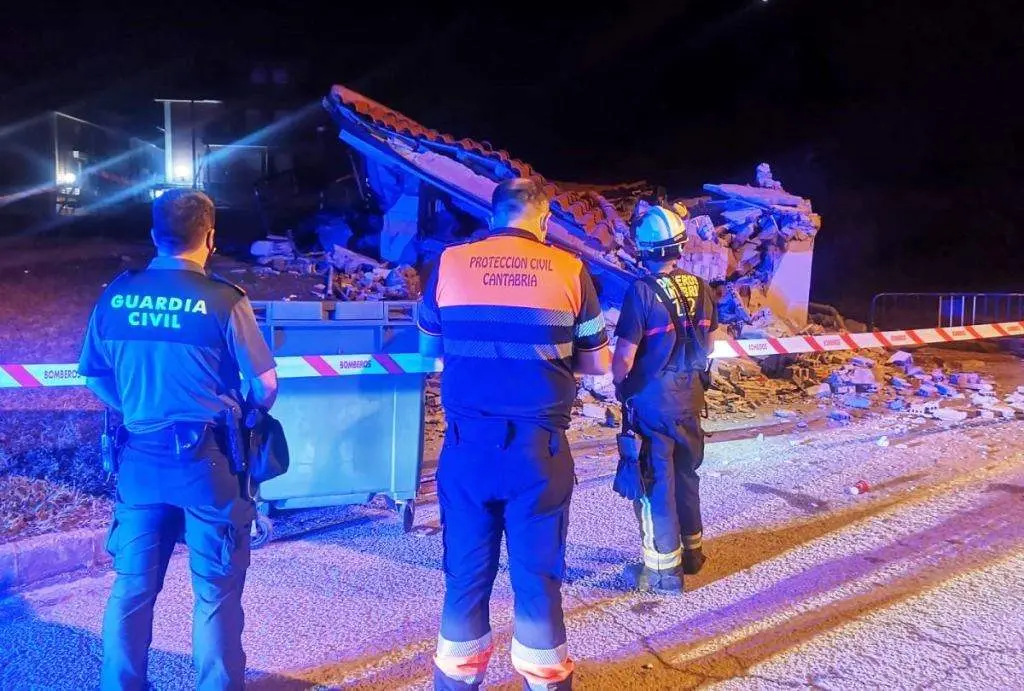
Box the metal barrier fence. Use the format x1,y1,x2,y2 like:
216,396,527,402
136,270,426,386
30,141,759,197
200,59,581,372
870,293,1024,331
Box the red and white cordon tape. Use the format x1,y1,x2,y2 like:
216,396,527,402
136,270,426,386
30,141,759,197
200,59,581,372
0,353,445,389
1,320,1022,389
709,320,1024,360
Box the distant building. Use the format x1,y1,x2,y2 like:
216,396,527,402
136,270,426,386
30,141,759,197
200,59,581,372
154,59,336,211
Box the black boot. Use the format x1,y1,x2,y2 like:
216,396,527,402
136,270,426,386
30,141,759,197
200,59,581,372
682,548,707,575
623,563,685,594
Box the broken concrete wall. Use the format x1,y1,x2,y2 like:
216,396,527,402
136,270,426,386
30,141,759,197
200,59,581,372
365,161,421,264
748,235,815,326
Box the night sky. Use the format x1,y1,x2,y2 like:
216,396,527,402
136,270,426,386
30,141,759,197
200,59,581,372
2,0,1021,316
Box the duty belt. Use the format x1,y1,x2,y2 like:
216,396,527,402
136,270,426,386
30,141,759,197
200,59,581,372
446,417,563,450
127,421,212,456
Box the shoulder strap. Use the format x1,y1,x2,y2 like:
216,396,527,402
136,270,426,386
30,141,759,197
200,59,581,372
642,275,691,373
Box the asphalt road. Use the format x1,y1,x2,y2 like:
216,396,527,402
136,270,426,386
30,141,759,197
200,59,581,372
2,412,1023,690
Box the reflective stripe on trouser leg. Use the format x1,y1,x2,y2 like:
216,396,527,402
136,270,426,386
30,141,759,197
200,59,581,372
435,632,494,686
638,496,682,571
511,638,575,690
682,532,703,551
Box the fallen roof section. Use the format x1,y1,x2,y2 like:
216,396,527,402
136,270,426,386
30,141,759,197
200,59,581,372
322,85,636,304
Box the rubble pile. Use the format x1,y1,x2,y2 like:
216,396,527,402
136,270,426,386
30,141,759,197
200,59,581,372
572,345,1024,427
813,350,1024,422
708,359,804,414
249,239,422,302
580,163,822,338
317,87,826,340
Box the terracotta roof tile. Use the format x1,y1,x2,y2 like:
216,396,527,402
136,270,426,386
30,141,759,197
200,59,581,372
330,84,623,250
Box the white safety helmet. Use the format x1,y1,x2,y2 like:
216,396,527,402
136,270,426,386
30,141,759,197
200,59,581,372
634,206,688,261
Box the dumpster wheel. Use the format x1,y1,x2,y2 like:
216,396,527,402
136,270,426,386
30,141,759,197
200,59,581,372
251,514,274,549
398,500,416,533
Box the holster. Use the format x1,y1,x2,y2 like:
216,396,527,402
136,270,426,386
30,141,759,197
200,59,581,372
217,409,248,475
100,408,126,476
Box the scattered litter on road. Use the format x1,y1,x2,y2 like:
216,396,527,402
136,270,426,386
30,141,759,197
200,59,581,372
847,479,871,495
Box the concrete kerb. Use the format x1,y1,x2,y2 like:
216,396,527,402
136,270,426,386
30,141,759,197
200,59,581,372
0,527,110,589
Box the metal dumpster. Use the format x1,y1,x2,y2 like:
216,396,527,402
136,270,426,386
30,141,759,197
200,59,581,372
249,299,426,547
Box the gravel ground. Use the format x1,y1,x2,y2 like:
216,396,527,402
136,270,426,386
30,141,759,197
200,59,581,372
1,410,1022,690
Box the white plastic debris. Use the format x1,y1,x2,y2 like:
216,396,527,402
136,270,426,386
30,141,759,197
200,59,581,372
877,436,890,447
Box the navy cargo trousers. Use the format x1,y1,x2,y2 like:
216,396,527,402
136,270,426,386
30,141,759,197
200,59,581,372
630,371,706,577
433,418,575,691
101,429,255,691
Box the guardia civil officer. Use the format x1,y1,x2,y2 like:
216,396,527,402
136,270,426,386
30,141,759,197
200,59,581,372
78,189,278,690
612,205,718,593
418,178,611,690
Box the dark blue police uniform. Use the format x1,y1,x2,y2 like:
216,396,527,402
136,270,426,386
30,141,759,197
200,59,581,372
615,269,717,583
78,256,276,691
419,229,608,690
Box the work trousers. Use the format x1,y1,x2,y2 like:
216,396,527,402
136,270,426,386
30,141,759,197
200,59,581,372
630,371,706,574
433,418,575,691
101,430,255,691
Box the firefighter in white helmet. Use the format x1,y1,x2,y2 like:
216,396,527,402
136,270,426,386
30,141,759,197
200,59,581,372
612,204,717,592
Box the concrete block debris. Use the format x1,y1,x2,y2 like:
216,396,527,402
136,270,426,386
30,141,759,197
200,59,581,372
851,356,875,368
971,393,1000,407
888,351,913,365
931,408,968,423
908,401,940,416
829,409,852,423
805,384,831,398
843,395,872,409
950,372,980,386
984,404,1017,419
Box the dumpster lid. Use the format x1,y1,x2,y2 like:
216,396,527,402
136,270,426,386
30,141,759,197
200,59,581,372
252,300,417,323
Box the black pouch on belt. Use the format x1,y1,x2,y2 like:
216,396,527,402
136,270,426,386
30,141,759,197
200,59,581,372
217,409,248,474
245,407,290,483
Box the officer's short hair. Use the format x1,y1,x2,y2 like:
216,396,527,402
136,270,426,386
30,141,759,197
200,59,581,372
152,189,215,253
492,177,549,218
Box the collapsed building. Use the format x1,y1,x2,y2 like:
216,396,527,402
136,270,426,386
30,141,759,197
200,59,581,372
285,85,822,334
